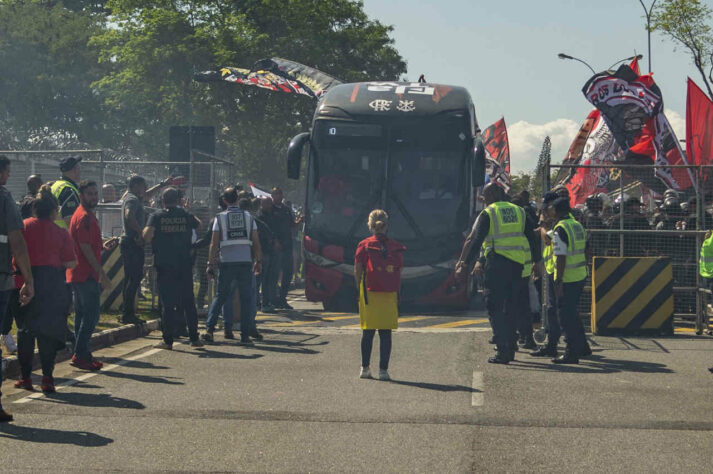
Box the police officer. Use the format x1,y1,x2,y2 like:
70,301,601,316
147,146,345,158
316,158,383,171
142,187,203,350
455,183,540,364
699,228,713,375
203,187,263,346
51,156,82,228
548,197,590,364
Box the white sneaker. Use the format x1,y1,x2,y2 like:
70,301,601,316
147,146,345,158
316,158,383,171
1,334,17,354
378,369,390,381
359,367,372,379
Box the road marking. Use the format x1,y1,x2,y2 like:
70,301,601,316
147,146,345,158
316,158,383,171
262,320,322,327
14,347,164,404
342,316,430,329
321,315,359,321
428,318,490,329
472,371,484,407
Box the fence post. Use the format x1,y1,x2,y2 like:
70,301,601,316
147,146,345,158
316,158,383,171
696,166,704,334
99,150,106,202
619,173,624,257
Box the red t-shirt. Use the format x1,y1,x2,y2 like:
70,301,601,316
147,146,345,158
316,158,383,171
67,205,102,283
14,218,76,288
354,234,406,292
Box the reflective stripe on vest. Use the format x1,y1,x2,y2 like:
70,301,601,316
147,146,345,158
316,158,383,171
482,202,527,265
50,179,79,229
699,234,713,278
554,217,587,282
543,242,555,275
218,209,252,248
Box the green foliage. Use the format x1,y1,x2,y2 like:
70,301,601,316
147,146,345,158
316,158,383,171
0,0,407,195
651,0,713,99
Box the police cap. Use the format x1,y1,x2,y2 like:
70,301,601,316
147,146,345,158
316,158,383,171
59,156,82,172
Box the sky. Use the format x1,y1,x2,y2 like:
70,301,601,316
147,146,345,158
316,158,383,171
361,0,708,174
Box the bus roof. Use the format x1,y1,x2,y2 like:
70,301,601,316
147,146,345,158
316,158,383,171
316,82,472,119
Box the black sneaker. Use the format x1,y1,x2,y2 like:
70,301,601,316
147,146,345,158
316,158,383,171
238,336,254,346
250,331,263,341
530,345,557,357
223,331,235,340
155,342,173,350
190,339,204,348
201,331,214,342
0,409,13,423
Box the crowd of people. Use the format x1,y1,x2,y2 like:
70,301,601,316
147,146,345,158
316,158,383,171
0,155,303,422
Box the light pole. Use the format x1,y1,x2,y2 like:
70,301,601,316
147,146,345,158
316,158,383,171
557,53,595,75
607,54,644,71
639,0,657,73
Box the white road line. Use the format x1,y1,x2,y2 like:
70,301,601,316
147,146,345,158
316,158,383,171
14,347,164,404
472,371,484,407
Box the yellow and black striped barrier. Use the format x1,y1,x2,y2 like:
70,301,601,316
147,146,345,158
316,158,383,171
591,257,674,336
100,243,124,312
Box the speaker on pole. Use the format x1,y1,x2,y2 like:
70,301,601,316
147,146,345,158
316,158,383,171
169,126,215,186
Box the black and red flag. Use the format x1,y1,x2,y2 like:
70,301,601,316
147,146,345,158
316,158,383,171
582,64,695,191
195,57,342,100
481,118,511,191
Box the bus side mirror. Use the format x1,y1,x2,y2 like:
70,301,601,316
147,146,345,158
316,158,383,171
472,138,486,187
287,132,310,180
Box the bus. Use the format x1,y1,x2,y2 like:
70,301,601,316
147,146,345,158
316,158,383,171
287,81,485,310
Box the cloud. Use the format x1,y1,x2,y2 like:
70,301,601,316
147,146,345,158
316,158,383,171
507,118,581,174
664,108,685,142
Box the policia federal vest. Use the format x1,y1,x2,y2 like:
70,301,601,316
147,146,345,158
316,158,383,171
482,201,528,265
699,233,713,278
553,217,587,283
51,179,79,229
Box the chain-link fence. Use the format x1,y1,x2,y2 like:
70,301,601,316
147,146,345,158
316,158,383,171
2,149,237,312
543,162,713,334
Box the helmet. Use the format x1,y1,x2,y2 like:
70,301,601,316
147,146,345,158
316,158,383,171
552,184,569,198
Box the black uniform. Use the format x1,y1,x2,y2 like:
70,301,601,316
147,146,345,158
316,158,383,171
146,207,200,345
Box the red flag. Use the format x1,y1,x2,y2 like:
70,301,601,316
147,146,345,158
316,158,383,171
482,118,510,189
629,56,641,75
686,78,713,167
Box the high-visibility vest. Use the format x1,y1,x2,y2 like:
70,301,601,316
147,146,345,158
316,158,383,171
699,234,713,278
50,179,79,229
543,240,555,275
554,217,587,283
482,201,527,265
217,207,253,249
521,253,532,278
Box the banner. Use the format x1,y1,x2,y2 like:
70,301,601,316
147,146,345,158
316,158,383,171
481,118,511,190
582,64,694,191
562,110,624,205
249,181,271,199
195,57,342,100
686,78,713,168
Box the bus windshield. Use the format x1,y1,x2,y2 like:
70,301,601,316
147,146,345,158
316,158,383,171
307,118,469,244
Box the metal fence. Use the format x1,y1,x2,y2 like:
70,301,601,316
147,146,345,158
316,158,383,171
2,149,237,312
543,162,713,333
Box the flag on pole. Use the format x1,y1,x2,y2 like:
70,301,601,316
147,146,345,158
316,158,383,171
481,118,511,191
582,64,695,191
686,78,713,170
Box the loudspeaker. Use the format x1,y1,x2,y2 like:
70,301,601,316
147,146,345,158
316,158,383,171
169,126,215,186
169,126,215,162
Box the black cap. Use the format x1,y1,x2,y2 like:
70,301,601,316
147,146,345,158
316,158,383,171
59,156,82,172
542,191,559,206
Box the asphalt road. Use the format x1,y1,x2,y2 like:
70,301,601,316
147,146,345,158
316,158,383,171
2,297,713,473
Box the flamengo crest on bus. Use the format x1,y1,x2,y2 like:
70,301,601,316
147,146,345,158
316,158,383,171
369,99,417,112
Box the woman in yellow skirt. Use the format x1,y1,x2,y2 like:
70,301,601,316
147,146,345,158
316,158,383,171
354,210,405,380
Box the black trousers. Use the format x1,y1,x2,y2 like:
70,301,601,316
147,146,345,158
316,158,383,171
514,277,533,341
557,279,587,355
483,253,522,356
545,273,562,347
361,329,392,370
279,245,294,302
121,239,145,321
156,266,199,345
11,291,59,379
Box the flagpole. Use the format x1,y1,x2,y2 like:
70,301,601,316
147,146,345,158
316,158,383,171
638,0,657,73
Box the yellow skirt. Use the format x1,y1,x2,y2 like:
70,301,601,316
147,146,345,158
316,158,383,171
358,287,398,330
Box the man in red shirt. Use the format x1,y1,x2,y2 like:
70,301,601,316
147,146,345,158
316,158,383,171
67,180,115,371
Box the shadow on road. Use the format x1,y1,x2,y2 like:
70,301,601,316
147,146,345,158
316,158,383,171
248,344,321,355
388,379,480,393
118,360,170,370
38,392,145,409
0,424,113,446
196,349,264,360
512,355,673,374
98,371,184,385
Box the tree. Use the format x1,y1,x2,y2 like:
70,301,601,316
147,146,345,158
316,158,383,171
651,0,713,99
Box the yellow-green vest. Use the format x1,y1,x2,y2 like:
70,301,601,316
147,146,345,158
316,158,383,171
50,179,79,229
554,217,587,283
699,234,713,278
543,240,555,275
482,202,527,265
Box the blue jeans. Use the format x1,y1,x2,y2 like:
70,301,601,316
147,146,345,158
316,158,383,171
72,279,101,360
0,288,13,400
206,263,254,337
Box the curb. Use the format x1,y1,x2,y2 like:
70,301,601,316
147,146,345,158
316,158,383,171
1,319,160,380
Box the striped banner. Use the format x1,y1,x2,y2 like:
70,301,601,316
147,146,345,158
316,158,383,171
100,244,124,312
591,257,674,335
